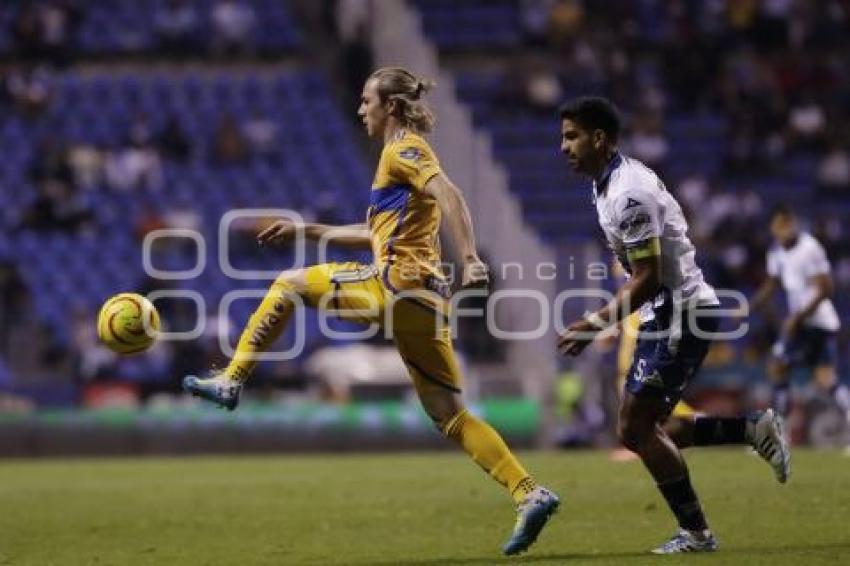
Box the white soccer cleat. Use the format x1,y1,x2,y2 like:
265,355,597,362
750,409,791,483
651,529,718,554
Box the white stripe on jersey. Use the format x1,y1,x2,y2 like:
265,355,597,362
767,232,840,331
593,153,718,316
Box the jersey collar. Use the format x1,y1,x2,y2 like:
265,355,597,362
592,151,623,199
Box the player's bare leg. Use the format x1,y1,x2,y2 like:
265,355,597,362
813,364,850,449
182,268,307,410
768,357,793,419
618,392,718,553
417,386,559,556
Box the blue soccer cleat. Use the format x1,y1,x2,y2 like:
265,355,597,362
502,486,560,555
182,371,241,411
652,529,718,554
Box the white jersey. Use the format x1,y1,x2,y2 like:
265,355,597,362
767,232,840,331
593,153,718,316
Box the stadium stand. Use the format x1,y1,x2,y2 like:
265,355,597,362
0,0,847,407
413,0,850,366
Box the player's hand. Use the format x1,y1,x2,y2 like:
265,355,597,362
558,319,600,357
461,258,489,289
257,219,303,246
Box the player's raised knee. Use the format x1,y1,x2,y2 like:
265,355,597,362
274,268,307,293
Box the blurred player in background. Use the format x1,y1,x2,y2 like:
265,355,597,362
556,97,790,554
744,206,849,438
183,67,558,556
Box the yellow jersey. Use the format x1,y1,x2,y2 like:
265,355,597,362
368,130,444,292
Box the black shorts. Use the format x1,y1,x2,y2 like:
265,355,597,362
772,326,838,369
625,304,720,414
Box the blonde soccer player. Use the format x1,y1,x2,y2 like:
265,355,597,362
183,67,559,555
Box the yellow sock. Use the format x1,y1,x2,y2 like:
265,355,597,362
443,409,536,503
225,278,295,382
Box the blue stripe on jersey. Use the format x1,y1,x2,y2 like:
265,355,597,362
382,188,411,291
370,183,411,215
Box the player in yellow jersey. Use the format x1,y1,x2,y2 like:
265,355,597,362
183,67,559,556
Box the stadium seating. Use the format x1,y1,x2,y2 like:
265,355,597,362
414,1,848,365
0,0,301,56
0,69,371,384
411,0,521,50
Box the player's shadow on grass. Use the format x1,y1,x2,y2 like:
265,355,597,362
356,542,850,565
359,550,649,565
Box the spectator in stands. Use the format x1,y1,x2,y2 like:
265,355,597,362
20,179,94,234
11,1,82,66
156,116,192,162
525,61,563,113
519,0,556,46
10,4,43,62
624,111,669,168
67,142,105,191
0,261,30,358
786,92,827,151
242,110,278,161
104,114,164,192
37,0,83,66
161,197,202,233
154,0,200,56
212,112,248,165
547,0,584,50
496,57,562,113
29,136,73,188
210,0,257,57
816,142,850,196
4,65,54,118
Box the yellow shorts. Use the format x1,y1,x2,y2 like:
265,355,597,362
298,262,462,396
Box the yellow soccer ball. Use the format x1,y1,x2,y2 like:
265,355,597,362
97,293,160,354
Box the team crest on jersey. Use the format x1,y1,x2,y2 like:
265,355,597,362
623,197,642,210
619,212,650,236
399,147,421,161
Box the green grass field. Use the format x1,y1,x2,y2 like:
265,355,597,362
1,449,848,565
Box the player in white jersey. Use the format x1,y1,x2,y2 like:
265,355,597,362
745,206,849,425
555,97,790,554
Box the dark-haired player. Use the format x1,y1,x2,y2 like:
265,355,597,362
745,206,848,434
556,97,790,554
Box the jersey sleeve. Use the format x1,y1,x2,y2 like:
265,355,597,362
386,136,442,191
766,249,780,277
611,191,662,261
802,239,831,277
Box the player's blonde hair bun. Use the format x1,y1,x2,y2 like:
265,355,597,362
369,67,436,133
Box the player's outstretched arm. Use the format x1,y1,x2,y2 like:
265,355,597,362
257,219,372,250
424,173,488,288
744,276,779,317
783,272,833,336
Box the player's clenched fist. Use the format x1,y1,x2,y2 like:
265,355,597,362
462,258,490,289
